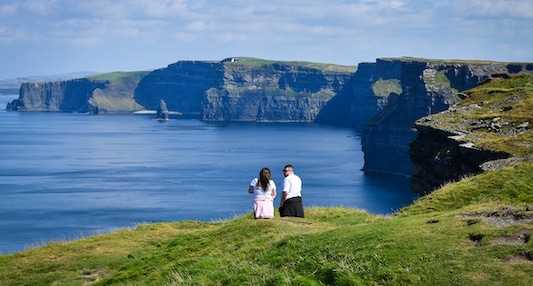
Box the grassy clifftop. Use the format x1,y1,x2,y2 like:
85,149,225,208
1,163,532,285
417,74,533,159
85,71,150,113
379,56,526,65
86,71,150,83
224,57,357,74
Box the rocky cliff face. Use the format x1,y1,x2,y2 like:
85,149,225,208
409,74,533,195
8,79,105,112
358,59,533,177
202,60,352,122
132,58,354,121
316,63,377,127
134,61,224,117
409,125,510,195
7,72,146,113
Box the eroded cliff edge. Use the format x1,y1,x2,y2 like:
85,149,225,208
353,59,533,177
409,74,533,195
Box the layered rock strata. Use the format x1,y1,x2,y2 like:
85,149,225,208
8,79,105,113
201,60,351,122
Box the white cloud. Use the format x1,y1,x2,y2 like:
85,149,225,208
0,0,531,79
186,21,215,32
452,0,533,19
69,36,100,47
142,0,191,18
173,31,197,43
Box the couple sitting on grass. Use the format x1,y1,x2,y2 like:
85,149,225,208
248,165,304,219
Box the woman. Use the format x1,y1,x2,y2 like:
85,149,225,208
248,167,276,219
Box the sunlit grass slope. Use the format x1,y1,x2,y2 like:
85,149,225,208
85,71,150,112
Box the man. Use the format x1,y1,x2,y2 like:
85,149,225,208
279,164,304,218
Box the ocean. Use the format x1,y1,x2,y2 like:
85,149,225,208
0,95,418,254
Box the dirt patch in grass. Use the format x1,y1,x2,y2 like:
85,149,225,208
80,266,111,285
503,252,533,264
492,230,530,245
462,206,533,227
483,216,533,227
282,219,313,226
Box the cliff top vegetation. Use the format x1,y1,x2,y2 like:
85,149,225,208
380,57,528,66
224,57,357,74
86,71,150,112
417,74,533,159
86,71,150,83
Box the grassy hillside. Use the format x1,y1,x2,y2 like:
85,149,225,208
86,71,150,112
0,163,532,285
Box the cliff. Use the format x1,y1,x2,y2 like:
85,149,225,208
7,72,147,113
133,57,355,121
7,78,105,113
8,58,355,122
316,62,378,127
409,74,533,194
201,58,353,122
356,59,533,176
134,61,223,117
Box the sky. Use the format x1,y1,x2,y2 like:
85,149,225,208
0,0,532,79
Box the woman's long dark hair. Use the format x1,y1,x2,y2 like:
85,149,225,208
257,167,271,192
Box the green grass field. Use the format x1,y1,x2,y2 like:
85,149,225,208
1,162,532,285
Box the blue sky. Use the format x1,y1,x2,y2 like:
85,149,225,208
0,0,532,79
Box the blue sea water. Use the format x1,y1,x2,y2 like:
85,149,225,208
0,95,418,254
